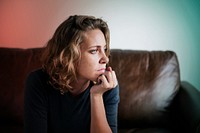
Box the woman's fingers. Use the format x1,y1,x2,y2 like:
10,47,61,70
111,70,118,88
108,67,118,87
99,67,117,89
91,67,118,95
98,75,109,88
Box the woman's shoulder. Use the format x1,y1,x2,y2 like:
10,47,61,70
24,68,49,114
26,68,49,83
25,68,50,92
27,68,48,78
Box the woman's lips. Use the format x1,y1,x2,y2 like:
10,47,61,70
97,68,106,73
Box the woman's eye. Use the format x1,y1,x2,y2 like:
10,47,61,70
89,49,98,54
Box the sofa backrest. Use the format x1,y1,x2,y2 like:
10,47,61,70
0,48,180,128
109,49,180,128
0,48,43,126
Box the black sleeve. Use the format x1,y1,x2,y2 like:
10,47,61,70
24,71,48,133
103,85,120,133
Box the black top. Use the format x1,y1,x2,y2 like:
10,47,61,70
24,69,119,133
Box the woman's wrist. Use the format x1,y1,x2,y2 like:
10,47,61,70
90,90,103,99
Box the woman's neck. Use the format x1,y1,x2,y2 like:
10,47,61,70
69,80,90,96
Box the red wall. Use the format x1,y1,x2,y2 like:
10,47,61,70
0,1,67,48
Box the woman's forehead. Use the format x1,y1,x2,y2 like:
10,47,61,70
80,29,106,49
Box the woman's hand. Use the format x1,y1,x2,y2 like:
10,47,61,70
90,67,118,95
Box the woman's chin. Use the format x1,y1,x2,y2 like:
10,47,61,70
90,74,102,83
91,77,98,83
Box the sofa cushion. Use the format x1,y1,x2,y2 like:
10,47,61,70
110,49,180,128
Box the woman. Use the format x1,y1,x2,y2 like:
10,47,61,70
24,15,119,133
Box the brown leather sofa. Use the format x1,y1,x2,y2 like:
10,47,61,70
0,47,200,133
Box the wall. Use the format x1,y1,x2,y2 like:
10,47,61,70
0,0,199,90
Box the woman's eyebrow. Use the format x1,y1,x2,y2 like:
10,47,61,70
88,45,106,49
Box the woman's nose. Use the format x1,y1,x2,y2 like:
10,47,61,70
99,52,109,64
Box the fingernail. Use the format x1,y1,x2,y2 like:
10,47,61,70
107,67,112,71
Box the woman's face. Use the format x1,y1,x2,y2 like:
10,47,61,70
76,29,109,82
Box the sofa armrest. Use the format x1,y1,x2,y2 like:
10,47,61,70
174,81,200,133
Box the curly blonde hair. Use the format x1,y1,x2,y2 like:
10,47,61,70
42,15,110,93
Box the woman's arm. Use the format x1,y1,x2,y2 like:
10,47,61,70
90,93,112,133
90,67,119,133
24,71,48,133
